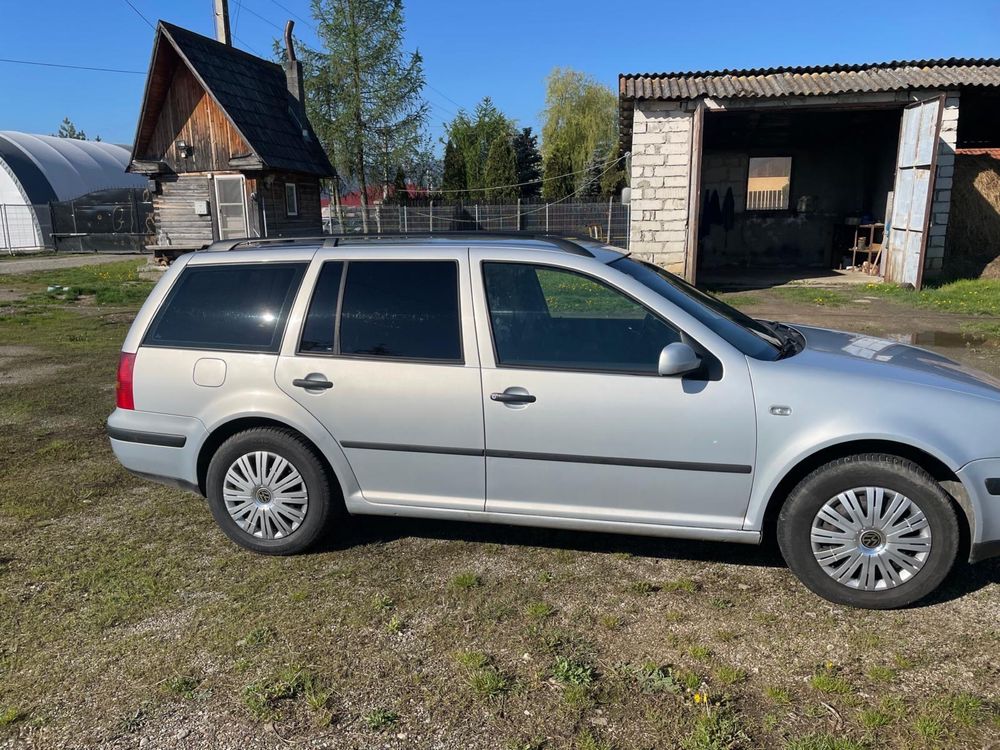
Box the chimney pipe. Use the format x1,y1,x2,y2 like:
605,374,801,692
283,20,305,105
214,0,232,46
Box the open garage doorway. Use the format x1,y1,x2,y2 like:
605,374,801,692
695,106,903,288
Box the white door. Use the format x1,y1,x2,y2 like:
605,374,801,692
275,250,486,511
885,97,943,287
473,258,757,531
214,175,248,240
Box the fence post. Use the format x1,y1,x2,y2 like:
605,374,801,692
403,205,408,233
429,201,433,232
517,198,521,231
626,202,631,250
607,195,613,244
1,205,8,253
375,205,382,234
545,203,549,233
475,204,479,230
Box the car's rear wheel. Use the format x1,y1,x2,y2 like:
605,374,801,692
206,427,333,555
777,454,959,609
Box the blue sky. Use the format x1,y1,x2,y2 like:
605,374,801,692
2,0,999,148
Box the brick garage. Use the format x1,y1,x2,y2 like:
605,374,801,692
619,60,1000,288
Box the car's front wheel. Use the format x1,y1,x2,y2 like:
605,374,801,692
777,454,959,609
206,427,333,555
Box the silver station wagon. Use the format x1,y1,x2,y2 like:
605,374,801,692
108,233,1000,609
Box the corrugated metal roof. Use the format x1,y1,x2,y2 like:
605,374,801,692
620,58,1000,100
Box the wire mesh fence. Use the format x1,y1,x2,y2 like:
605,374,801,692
1,190,154,254
0,204,50,253
323,199,631,248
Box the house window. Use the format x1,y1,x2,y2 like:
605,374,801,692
285,183,299,217
746,156,791,210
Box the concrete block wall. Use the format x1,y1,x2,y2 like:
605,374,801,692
925,92,960,273
627,101,693,274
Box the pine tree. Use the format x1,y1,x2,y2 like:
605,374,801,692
56,117,87,140
483,136,518,203
442,138,467,201
391,166,408,204
512,127,542,200
302,0,428,224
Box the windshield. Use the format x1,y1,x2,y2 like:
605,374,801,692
610,257,782,360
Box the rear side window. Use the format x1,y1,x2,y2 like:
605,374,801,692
145,263,305,352
338,260,461,361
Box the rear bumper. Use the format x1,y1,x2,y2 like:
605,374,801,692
957,457,1000,562
107,409,207,494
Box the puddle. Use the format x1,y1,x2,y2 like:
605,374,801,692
884,330,1000,378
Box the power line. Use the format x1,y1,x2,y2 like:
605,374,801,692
425,82,464,112
121,0,154,30
234,34,267,58
267,0,314,29
238,2,285,31
233,0,244,33
0,57,145,75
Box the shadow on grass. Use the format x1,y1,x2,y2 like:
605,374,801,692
315,512,787,567
312,513,1000,606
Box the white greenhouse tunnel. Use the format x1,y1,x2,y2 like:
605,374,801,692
0,131,147,250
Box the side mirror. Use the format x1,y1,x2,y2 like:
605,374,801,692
658,342,701,377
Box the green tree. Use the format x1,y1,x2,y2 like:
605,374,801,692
389,166,408,204
56,117,87,140
542,140,575,201
483,136,518,202
302,0,428,225
512,127,542,200
444,98,514,200
441,138,467,199
540,68,618,192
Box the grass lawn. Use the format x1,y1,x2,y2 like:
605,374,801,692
0,260,998,748
866,279,1000,316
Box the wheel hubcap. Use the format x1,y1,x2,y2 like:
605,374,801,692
810,486,932,591
223,451,308,539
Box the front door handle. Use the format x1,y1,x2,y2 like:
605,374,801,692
490,390,536,404
293,374,333,390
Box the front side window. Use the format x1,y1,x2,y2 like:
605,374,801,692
337,260,462,361
285,183,299,216
482,262,679,373
746,156,791,210
145,263,305,352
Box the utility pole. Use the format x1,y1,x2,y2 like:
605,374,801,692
214,0,232,45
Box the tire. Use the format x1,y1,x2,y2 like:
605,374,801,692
777,453,959,609
206,427,333,555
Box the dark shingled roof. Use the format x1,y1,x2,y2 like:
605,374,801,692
146,21,333,176
620,58,1000,101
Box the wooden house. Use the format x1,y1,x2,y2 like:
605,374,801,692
128,21,334,257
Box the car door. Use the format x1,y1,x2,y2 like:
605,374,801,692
472,252,757,531
275,247,485,511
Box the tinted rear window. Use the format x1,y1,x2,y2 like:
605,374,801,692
338,260,461,361
145,263,306,352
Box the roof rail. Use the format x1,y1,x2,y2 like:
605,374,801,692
201,236,337,252
329,231,596,257
201,231,599,257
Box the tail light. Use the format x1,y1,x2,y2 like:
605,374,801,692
116,352,136,410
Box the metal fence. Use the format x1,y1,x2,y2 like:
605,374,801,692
1,204,50,253
324,199,631,248
1,190,153,255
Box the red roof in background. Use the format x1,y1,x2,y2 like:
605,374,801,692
955,147,1000,159
325,183,430,207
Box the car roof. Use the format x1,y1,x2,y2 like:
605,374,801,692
197,233,628,265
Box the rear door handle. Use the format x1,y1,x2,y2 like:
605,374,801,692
490,391,536,404
293,375,333,390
